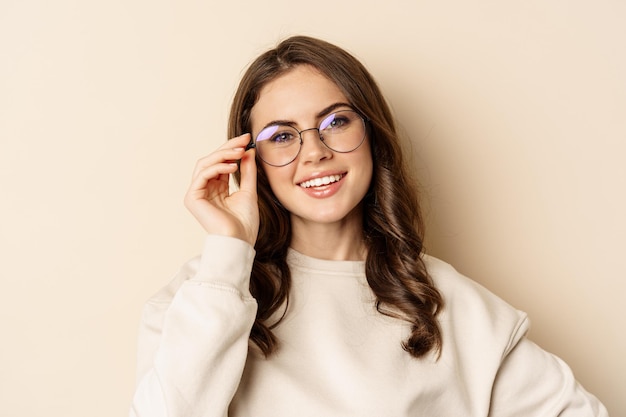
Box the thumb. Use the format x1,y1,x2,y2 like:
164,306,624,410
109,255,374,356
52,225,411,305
239,146,257,194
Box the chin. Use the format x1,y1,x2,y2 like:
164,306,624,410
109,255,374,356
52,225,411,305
293,203,364,226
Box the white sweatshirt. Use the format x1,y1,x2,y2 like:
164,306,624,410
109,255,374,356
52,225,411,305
130,235,608,416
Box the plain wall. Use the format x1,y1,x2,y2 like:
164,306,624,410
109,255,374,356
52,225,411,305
1,0,624,415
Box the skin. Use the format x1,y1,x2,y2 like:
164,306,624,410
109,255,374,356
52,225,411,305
184,133,259,246
185,65,373,261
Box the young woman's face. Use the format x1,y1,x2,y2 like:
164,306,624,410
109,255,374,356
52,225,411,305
250,65,373,228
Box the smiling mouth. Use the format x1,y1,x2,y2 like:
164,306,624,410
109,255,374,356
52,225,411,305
298,174,345,189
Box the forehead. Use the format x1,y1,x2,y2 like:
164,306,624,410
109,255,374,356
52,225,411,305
250,65,348,127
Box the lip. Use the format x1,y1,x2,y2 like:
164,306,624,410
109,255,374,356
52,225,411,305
296,170,347,199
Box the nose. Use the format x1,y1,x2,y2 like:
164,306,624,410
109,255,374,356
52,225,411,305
299,128,332,164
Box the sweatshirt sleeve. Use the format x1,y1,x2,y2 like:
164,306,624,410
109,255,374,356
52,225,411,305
129,235,258,417
489,317,608,417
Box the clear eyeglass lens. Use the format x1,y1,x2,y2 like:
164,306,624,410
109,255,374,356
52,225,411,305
255,110,365,167
255,125,302,166
318,110,364,152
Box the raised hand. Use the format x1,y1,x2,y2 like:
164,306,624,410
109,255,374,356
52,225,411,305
184,133,259,246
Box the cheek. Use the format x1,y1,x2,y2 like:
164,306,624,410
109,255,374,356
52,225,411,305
358,143,374,186
263,164,295,198
361,160,374,196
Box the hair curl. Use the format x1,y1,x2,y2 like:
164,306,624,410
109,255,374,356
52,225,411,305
228,36,443,358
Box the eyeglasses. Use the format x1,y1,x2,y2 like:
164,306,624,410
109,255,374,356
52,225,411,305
247,109,367,167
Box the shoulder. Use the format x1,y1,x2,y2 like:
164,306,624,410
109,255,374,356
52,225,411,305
423,255,528,355
421,256,609,415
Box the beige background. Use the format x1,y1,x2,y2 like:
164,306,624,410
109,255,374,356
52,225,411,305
1,0,624,415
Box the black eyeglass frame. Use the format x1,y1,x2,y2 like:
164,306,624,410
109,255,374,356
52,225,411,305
245,109,368,167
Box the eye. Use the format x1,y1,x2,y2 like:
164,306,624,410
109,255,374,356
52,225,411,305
256,125,298,146
320,112,354,133
329,117,348,128
270,131,296,144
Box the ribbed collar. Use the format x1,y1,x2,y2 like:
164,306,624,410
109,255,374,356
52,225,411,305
286,248,366,276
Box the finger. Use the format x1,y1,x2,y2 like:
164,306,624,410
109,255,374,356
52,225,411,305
188,162,238,194
218,133,252,158
228,132,252,147
192,148,245,178
192,134,251,177
215,133,251,151
238,147,257,194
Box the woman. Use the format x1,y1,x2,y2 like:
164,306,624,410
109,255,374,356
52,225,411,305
130,36,607,416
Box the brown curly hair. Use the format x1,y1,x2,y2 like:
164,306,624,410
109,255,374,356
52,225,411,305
229,36,443,358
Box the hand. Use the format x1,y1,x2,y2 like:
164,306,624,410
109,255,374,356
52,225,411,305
184,134,259,246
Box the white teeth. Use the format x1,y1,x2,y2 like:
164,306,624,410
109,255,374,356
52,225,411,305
299,174,343,189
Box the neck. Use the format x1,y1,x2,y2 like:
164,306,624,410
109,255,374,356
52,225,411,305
289,210,367,261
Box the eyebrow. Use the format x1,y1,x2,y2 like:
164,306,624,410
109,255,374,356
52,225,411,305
259,102,353,132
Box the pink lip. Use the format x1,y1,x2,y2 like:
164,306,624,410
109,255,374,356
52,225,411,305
297,171,347,199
